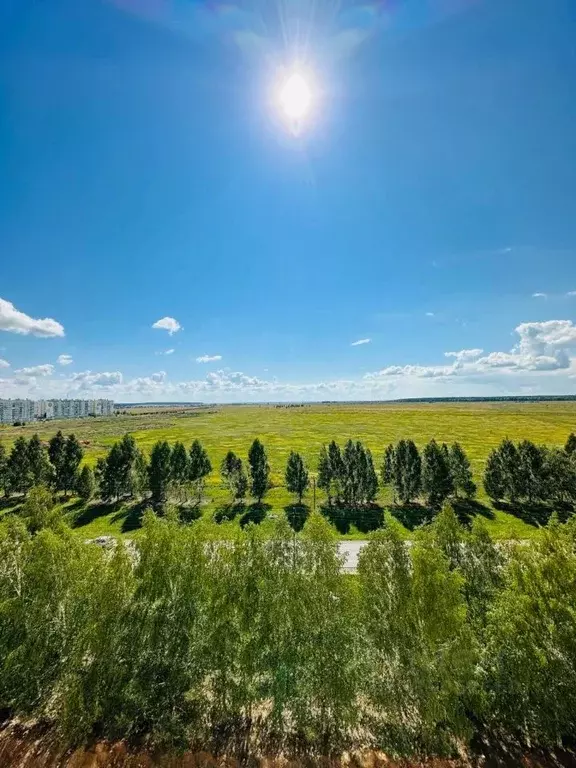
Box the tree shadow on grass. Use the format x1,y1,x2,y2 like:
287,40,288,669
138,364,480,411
0,497,22,515
0,496,24,515
180,504,203,524
72,501,117,529
354,503,385,533
555,501,576,523
214,501,246,524
390,502,435,531
284,503,310,532
240,502,271,528
493,500,564,527
320,503,385,535
468,726,576,768
451,497,495,526
63,498,84,513
110,500,149,533
320,504,350,534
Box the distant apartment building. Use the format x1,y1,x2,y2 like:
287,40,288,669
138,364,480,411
0,399,114,424
0,399,35,424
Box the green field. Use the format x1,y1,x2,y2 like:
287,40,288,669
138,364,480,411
1,401,575,540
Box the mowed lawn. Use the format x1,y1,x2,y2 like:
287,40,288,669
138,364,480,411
1,401,575,540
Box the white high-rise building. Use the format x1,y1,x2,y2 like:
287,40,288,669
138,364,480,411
0,399,35,424
0,399,114,424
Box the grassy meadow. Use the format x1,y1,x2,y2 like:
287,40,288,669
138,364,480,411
1,400,575,540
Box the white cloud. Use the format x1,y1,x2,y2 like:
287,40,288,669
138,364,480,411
122,372,168,393
474,351,518,369
0,359,9,369
532,292,547,298
204,369,268,389
57,354,73,366
196,354,222,363
71,370,123,389
351,338,371,346
567,291,576,297
444,349,484,362
365,320,576,382
3,319,576,402
0,297,64,337
474,350,569,372
15,364,54,377
152,317,182,335
366,364,457,379
515,320,576,357
425,312,435,317
158,348,175,355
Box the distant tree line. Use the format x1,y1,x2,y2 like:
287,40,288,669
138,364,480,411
1,505,576,756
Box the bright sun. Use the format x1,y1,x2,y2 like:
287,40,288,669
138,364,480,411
279,72,312,121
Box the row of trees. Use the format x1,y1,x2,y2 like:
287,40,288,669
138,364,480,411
484,434,576,506
317,438,475,509
2,430,576,515
1,506,575,755
93,434,469,513
0,432,84,498
94,436,273,512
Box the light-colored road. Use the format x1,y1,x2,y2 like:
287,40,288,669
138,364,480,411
89,538,525,574
338,541,367,572
89,536,369,572
338,538,527,572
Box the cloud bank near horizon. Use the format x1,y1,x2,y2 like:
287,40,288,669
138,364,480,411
2,319,576,403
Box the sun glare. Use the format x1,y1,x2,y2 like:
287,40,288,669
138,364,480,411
279,72,312,122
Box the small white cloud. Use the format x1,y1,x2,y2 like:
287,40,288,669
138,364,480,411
15,364,54,377
532,292,547,298
152,316,182,335
161,348,175,355
425,312,435,317
151,371,166,382
71,370,123,388
196,354,222,363
567,291,576,297
0,359,9,368
351,338,371,347
365,363,456,379
445,349,484,362
0,297,64,337
57,354,73,366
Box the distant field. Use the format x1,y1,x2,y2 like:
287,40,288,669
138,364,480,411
1,401,575,540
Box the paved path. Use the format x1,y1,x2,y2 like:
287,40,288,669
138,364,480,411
338,541,367,572
338,538,527,572
89,538,524,574
89,536,369,572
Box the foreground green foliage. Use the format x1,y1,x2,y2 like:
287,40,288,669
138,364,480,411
0,508,575,756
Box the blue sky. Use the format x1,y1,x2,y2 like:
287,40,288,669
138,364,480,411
1,0,576,402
